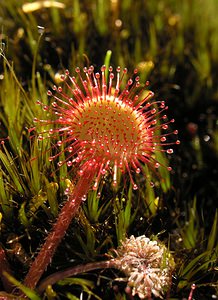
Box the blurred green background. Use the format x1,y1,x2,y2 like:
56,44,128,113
0,0,217,299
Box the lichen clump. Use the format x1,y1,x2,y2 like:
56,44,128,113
114,235,175,299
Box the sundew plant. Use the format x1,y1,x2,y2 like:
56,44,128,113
0,1,217,300
23,64,179,291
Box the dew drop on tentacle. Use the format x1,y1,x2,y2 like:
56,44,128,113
33,117,39,123
38,135,43,141
160,137,166,142
150,181,155,188
93,184,98,191
67,161,72,167
136,168,141,174
60,74,65,81
128,79,133,86
64,188,70,195
166,149,173,154
75,157,80,163
0,136,9,145
78,170,84,176
110,73,114,79
133,184,138,190
81,195,87,202
160,101,165,108
155,163,160,168
68,146,73,153
101,168,106,175
162,124,168,130
112,180,117,187
57,161,63,167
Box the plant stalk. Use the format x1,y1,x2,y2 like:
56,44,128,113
23,163,98,290
37,259,116,293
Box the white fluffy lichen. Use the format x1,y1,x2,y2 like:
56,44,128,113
113,235,175,299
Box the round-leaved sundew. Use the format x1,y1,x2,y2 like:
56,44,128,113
24,65,179,291
34,65,179,190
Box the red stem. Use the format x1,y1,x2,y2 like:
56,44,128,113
188,284,196,300
23,164,98,290
37,260,116,293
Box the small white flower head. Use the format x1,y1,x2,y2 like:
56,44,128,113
114,235,175,299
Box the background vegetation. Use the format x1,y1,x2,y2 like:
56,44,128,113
0,0,217,299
